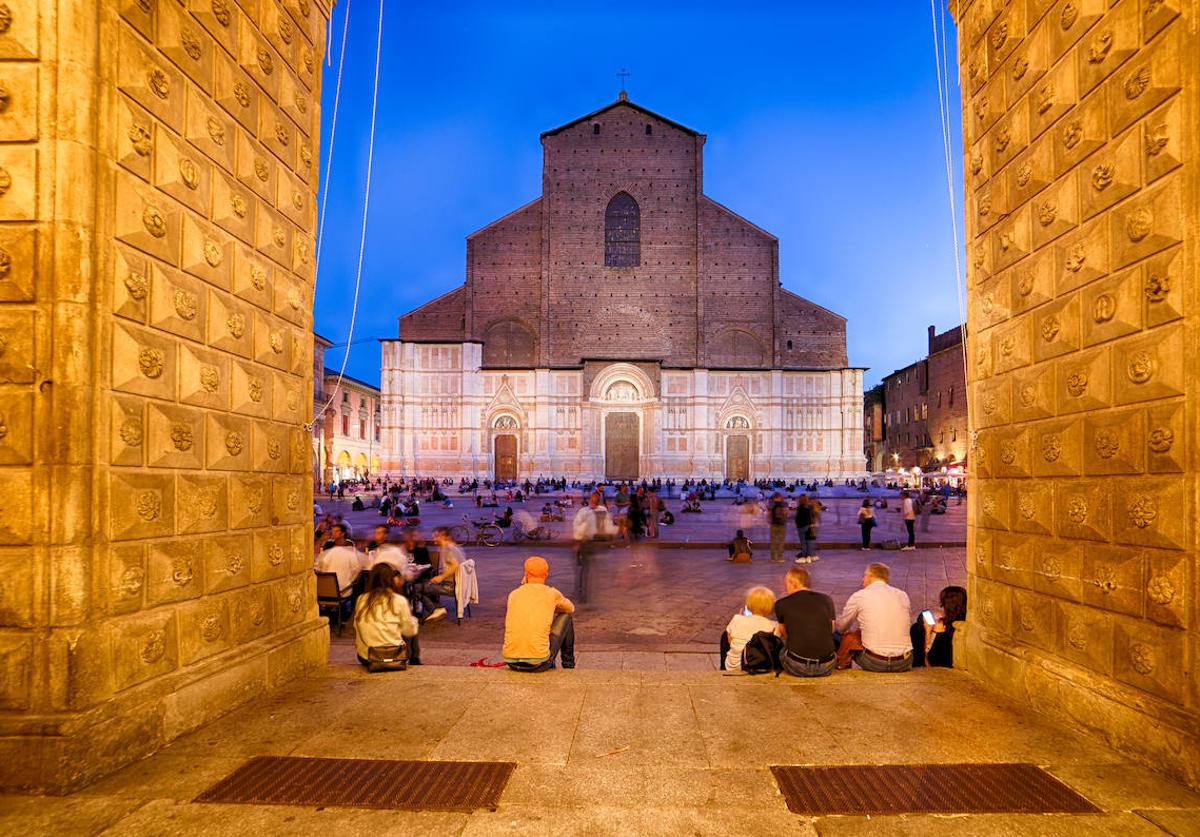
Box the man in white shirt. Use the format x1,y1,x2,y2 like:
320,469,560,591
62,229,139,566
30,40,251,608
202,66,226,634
835,562,912,672
901,492,917,551
571,493,608,603
315,544,367,596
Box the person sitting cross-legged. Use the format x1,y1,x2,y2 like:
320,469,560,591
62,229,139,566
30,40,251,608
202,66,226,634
502,556,576,672
354,563,421,668
774,566,838,677
726,529,753,562
835,562,912,672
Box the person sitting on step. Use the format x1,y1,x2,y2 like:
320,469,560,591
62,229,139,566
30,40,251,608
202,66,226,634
726,529,754,562
835,562,912,672
775,566,838,677
911,585,967,668
502,556,576,672
354,563,421,668
719,586,777,672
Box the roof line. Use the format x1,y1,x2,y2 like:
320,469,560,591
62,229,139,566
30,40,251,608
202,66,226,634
322,368,380,393
700,195,778,241
540,96,705,139
780,288,848,323
466,196,542,240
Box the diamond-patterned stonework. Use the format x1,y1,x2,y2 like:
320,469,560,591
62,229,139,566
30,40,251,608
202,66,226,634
955,0,1198,791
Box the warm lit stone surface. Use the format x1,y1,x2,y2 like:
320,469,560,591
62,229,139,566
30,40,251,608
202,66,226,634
952,0,1199,790
0,0,331,793
2,665,1198,834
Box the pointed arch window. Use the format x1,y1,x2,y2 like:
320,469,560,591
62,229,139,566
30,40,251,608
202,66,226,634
604,192,640,267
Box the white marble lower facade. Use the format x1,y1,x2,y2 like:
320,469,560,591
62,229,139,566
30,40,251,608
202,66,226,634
380,341,866,480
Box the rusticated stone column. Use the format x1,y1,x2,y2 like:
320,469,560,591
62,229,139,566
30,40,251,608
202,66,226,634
951,0,1199,788
0,0,331,793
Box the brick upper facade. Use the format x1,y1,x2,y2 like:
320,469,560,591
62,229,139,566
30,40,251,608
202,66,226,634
399,96,848,370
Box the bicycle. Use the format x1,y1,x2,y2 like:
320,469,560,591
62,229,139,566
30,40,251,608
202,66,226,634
512,521,552,543
449,514,504,548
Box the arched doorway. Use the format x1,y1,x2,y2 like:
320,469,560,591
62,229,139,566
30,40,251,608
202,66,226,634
494,434,517,482
726,435,749,481
605,412,639,480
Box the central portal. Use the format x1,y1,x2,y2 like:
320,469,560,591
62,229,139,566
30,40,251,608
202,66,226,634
605,412,639,481
726,435,749,481
494,434,517,481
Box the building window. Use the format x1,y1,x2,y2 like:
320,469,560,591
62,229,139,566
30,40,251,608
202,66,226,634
592,123,600,135
949,386,955,406
359,419,366,439
645,124,652,135
375,425,381,442
604,191,640,267
786,339,793,350
341,414,349,435
951,428,957,442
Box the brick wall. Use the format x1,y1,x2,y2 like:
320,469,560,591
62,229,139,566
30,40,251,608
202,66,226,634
399,99,849,372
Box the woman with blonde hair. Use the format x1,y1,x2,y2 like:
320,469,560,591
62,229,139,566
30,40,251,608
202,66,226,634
719,586,777,672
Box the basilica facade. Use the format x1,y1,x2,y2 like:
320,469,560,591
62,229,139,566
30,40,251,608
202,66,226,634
380,96,865,481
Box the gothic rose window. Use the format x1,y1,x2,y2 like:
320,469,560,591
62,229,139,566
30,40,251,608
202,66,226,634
604,192,640,267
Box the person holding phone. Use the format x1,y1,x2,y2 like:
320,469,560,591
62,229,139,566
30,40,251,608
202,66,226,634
911,585,967,667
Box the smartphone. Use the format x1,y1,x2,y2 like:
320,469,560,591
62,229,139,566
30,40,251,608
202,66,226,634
921,609,936,626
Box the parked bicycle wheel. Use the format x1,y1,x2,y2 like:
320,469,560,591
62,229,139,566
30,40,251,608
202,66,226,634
448,524,471,544
511,523,527,543
479,524,503,547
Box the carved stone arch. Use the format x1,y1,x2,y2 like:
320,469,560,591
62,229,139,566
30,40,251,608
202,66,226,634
482,318,537,367
710,328,767,368
588,362,656,403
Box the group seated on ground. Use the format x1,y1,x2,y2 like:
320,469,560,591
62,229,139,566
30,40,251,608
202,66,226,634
726,530,753,562
716,562,966,676
317,508,963,676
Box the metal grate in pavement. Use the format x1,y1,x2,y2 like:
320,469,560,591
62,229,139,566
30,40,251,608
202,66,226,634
194,755,515,812
770,763,1101,815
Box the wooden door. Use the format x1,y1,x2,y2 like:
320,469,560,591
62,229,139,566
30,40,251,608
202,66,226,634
605,413,639,481
726,435,749,481
494,434,517,482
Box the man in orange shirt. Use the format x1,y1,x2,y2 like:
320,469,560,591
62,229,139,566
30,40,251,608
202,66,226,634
502,556,576,671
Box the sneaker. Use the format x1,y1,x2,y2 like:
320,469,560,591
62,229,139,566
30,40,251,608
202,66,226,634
900,546,915,552
562,661,576,669
426,607,447,622
794,556,809,564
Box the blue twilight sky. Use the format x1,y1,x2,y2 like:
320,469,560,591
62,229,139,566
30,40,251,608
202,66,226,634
313,1,965,389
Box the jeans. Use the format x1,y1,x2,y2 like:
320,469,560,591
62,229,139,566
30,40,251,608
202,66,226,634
576,542,598,603
781,652,836,677
417,581,454,615
769,524,785,562
854,649,913,673
797,526,814,557
860,522,873,549
904,519,916,547
507,612,575,672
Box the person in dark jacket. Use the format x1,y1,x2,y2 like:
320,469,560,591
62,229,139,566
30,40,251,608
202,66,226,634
794,495,815,562
911,585,967,667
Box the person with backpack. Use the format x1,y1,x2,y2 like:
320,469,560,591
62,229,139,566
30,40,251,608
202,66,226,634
774,567,837,677
768,492,788,563
857,499,877,550
719,586,777,672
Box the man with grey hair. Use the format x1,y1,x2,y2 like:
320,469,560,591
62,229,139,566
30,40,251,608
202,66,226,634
835,562,912,672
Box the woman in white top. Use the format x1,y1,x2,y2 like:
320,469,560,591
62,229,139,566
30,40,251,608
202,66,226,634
721,586,778,671
354,563,421,667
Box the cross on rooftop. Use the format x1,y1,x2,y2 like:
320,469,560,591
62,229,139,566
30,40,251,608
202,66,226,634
616,68,630,93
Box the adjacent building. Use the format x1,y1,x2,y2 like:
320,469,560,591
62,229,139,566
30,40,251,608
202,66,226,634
867,324,966,474
381,95,865,481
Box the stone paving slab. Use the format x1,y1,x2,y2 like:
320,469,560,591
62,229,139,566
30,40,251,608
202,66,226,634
3,665,1198,835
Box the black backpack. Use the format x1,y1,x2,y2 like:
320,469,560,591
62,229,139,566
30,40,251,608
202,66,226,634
741,631,784,676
